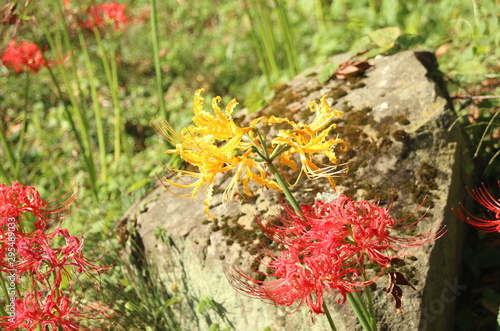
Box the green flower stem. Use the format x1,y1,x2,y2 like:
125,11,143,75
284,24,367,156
79,31,108,183
364,284,377,331
109,42,133,174
346,292,372,331
323,302,338,331
150,0,168,120
353,291,372,325
268,143,290,161
256,131,270,159
266,161,301,214
246,132,270,161
92,27,122,171
14,73,30,179
486,148,500,175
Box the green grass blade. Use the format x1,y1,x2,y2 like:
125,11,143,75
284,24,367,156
150,0,168,120
274,0,300,76
57,1,90,125
79,31,108,183
243,0,272,87
14,73,30,179
39,18,98,198
92,28,123,171
474,110,499,158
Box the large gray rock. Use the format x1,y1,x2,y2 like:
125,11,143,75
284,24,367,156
124,50,470,330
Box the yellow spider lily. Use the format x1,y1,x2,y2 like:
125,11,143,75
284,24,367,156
154,89,281,219
268,95,347,190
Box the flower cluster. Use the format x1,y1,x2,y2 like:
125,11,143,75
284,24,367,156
0,181,112,330
226,195,444,314
80,1,130,32
455,181,500,233
1,40,50,74
155,89,347,218
4,291,108,331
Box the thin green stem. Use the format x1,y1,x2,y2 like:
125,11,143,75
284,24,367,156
93,27,122,171
353,291,371,325
364,285,377,331
109,38,123,172
346,292,372,331
121,121,134,175
266,162,301,214
485,148,500,176
79,31,108,183
322,302,338,331
256,131,270,159
15,73,30,179
474,110,499,158
268,144,290,161
150,0,168,120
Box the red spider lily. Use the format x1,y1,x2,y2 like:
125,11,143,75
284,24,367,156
0,181,78,231
0,40,66,74
317,196,445,267
226,243,359,314
0,181,78,273
226,195,445,314
0,290,109,331
15,228,112,288
80,2,130,32
454,181,500,233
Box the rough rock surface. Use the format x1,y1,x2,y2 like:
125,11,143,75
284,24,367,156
124,50,471,330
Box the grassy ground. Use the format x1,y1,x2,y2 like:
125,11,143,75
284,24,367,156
0,0,499,329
